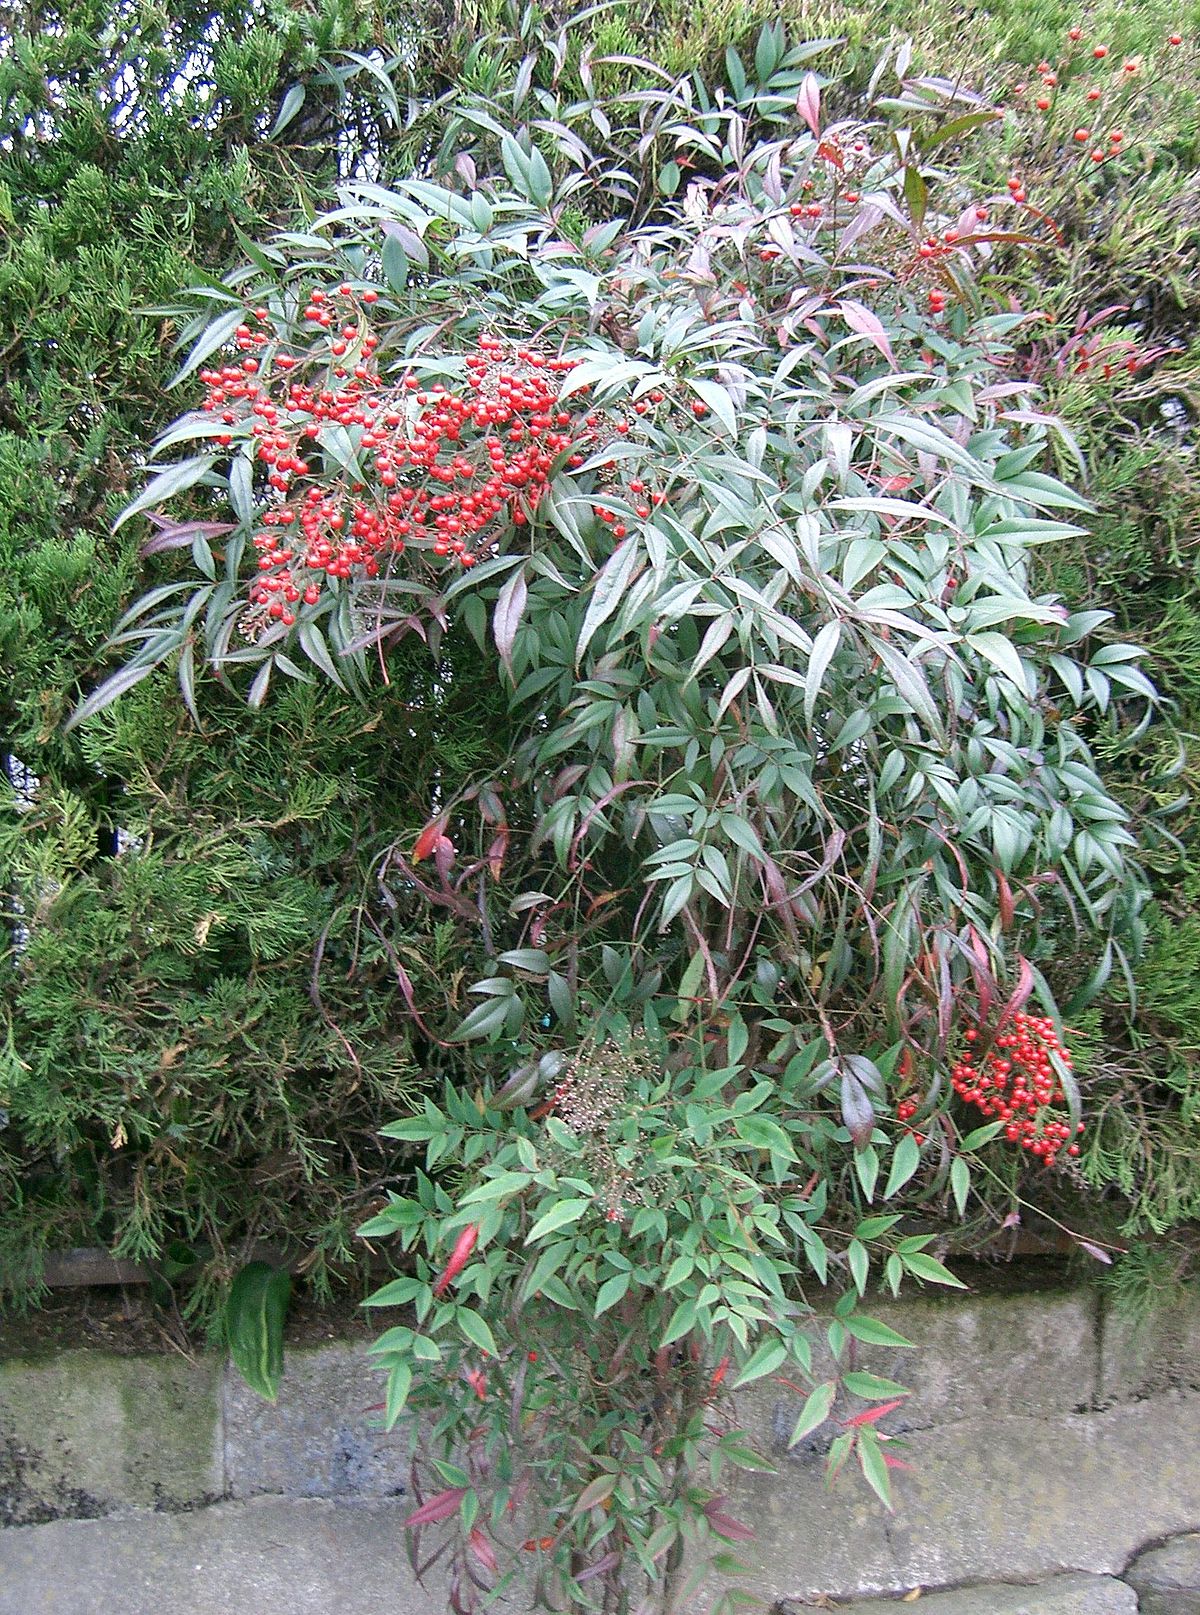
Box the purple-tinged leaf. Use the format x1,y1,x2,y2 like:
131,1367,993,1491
837,300,896,368
493,565,528,680
796,72,821,134
404,1487,468,1528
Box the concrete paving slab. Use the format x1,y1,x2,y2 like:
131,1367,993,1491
223,1343,408,1501
0,1496,457,1615
1125,1531,1200,1615
731,1390,1200,1604
791,1572,1137,1613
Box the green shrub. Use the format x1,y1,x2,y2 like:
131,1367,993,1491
96,25,1156,1609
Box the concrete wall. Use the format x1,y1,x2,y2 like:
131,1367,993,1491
2,1273,1199,1609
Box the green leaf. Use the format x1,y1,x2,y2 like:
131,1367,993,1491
576,538,642,665
716,1442,775,1473
842,1370,910,1400
856,1428,894,1510
958,1121,1003,1151
662,1253,694,1289
383,1362,413,1429
789,1380,836,1446
297,620,348,691
271,82,306,136
967,631,1029,693
64,660,163,732
169,307,244,388
379,1115,443,1141
871,637,944,739
883,1131,921,1198
449,997,512,1041
456,1307,499,1356
854,1146,879,1203
525,1197,593,1243
595,1271,632,1315
224,1261,290,1403
734,1116,795,1158
526,145,553,208
844,1315,915,1349
114,456,215,529
687,377,738,438
902,1252,967,1288
661,1297,698,1344
381,229,409,291
459,1171,532,1205
732,1338,787,1388
805,620,841,728
950,1156,970,1218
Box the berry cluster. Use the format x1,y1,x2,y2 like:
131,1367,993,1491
895,1097,925,1144
194,289,722,634
1007,23,1189,187
951,1015,1083,1166
902,212,991,315
199,295,621,629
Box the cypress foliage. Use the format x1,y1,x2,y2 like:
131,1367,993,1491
0,0,503,1305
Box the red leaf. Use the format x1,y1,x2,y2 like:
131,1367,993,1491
432,1224,479,1297
486,828,509,880
997,871,1015,932
1076,1239,1114,1265
467,1527,498,1576
709,1354,730,1390
996,955,1035,1033
433,834,456,881
703,1506,755,1543
576,1551,622,1583
967,923,993,1023
404,1487,467,1527
840,1068,876,1149
413,816,447,863
844,1398,906,1428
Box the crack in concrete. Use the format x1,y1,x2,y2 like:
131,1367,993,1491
777,1528,1200,1611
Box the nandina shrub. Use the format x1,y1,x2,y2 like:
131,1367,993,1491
85,24,1153,1614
